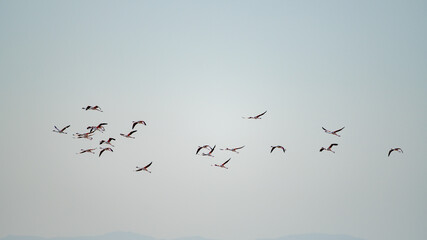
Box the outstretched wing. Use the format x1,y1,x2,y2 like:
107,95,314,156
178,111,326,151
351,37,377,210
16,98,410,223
222,158,231,166
234,145,245,150
132,122,138,129
128,130,137,136
196,146,203,155
388,149,393,156
54,126,60,131
329,143,338,148
255,110,267,118
144,162,153,169
333,127,345,133
209,145,216,154
270,146,276,153
61,125,70,131
322,127,327,131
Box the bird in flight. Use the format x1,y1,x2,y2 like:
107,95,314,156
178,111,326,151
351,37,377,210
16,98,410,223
87,123,108,133
73,131,95,140
212,158,231,169
82,105,103,112
99,147,113,157
322,127,345,137
388,148,403,157
77,148,97,154
202,145,216,157
53,125,70,134
270,145,286,153
320,143,338,153
120,130,137,139
132,120,147,129
196,145,213,155
135,162,152,173
100,138,116,147
243,110,267,119
220,146,245,154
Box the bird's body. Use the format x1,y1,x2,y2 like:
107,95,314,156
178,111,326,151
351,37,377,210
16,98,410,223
322,127,345,137
82,105,103,112
320,143,338,153
220,146,245,154
270,145,286,153
77,148,96,154
132,120,147,129
243,110,267,119
120,130,137,139
53,125,70,134
73,132,94,140
99,147,113,157
388,148,403,157
100,138,116,147
135,162,152,173
213,158,230,169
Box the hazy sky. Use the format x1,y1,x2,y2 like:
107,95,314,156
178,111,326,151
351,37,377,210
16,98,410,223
0,1,426,240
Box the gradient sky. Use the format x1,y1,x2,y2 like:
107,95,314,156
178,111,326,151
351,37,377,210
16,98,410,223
1,1,426,240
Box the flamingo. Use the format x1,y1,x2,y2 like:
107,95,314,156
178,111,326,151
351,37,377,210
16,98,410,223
322,127,345,137
120,130,137,139
320,143,338,153
132,120,147,129
135,162,152,173
196,145,213,155
99,147,113,157
87,123,108,132
270,145,286,153
212,158,231,169
73,131,94,140
100,138,116,147
77,148,96,154
388,148,403,157
53,125,70,134
243,110,267,119
82,105,103,112
220,145,245,153
202,145,216,157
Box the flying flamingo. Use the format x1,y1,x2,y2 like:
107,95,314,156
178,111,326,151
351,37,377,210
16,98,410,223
320,143,338,153
82,105,103,112
322,127,345,137
270,145,286,153
243,110,267,119
132,120,147,129
202,145,216,157
388,148,403,157
120,130,137,139
73,131,94,140
220,146,245,154
135,162,152,173
99,147,113,157
53,125,70,134
196,145,213,155
212,158,231,169
100,138,116,147
77,148,96,154
87,123,108,133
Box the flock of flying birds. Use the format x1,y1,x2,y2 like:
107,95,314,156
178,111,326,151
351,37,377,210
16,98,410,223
52,105,152,173
53,108,404,173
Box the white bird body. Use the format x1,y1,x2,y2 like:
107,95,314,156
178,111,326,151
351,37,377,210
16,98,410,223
220,146,245,154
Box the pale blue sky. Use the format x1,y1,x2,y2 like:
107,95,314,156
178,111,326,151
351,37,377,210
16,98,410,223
0,1,426,240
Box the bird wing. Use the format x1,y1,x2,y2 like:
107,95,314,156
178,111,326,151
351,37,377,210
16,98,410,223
132,122,138,129
109,138,116,142
333,127,345,133
99,149,105,157
255,110,267,118
128,130,137,136
222,158,231,166
281,147,286,153
196,146,203,154
209,145,216,154
322,127,327,131
54,126,60,131
329,143,338,148
270,146,276,153
61,125,70,131
234,145,245,150
144,162,153,169
388,149,393,156
320,147,325,152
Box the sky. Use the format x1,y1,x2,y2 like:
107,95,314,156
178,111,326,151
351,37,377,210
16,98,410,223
0,0,426,240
